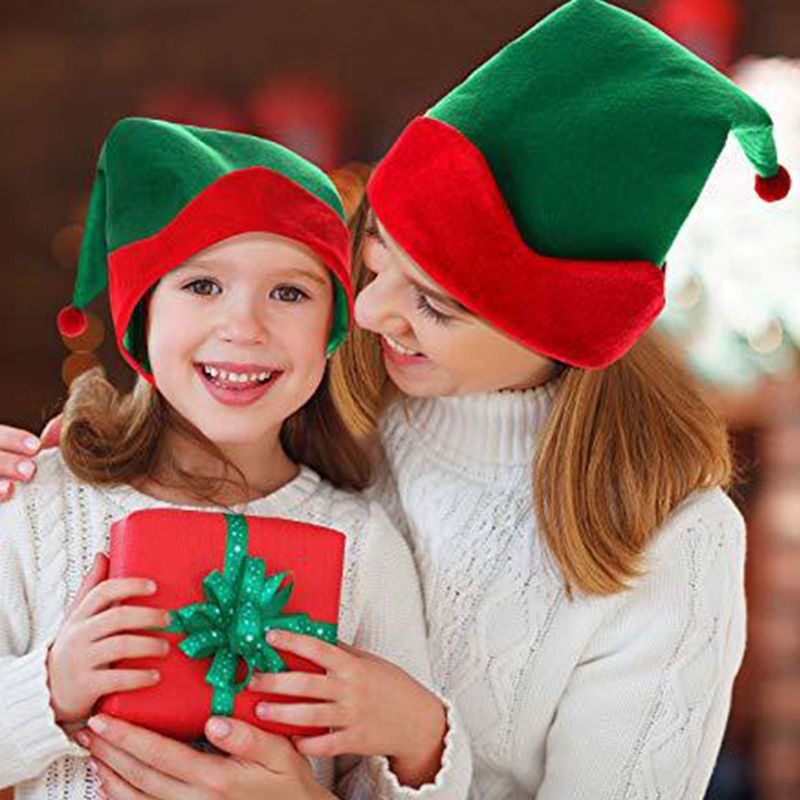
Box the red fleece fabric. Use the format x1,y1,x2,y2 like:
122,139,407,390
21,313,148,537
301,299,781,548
108,167,352,382
367,117,666,370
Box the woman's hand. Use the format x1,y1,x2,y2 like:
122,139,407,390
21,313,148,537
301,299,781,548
0,416,61,501
74,714,333,800
48,553,169,724
247,630,447,788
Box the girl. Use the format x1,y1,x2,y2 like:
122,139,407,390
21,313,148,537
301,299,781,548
0,117,471,800
1,1,792,798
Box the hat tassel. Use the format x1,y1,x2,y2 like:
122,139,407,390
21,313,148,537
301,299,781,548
755,165,791,202
57,305,89,339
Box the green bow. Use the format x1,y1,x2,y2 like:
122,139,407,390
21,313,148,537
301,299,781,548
161,514,337,716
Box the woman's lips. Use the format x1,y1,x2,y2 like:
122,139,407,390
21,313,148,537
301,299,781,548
380,336,429,367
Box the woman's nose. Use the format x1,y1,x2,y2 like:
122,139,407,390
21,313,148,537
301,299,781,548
354,274,408,337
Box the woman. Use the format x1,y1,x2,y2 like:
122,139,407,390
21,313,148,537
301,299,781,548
0,0,791,798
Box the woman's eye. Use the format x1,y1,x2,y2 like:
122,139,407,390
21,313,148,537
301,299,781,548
364,219,386,248
415,288,453,325
183,278,221,296
271,285,309,303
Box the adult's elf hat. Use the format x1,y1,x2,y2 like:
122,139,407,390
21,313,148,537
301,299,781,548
367,0,790,369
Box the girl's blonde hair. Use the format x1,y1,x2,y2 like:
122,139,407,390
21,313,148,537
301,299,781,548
335,201,733,597
61,364,372,503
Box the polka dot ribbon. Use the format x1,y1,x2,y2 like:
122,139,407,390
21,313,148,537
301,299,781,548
160,514,338,716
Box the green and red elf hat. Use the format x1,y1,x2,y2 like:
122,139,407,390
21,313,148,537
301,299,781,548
58,117,352,383
367,0,790,370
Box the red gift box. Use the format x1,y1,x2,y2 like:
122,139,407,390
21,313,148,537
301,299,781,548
98,508,345,741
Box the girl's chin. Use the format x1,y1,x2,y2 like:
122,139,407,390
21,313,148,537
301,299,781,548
197,421,278,446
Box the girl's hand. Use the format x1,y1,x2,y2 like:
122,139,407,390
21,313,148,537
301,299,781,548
247,631,447,789
47,553,170,724
75,714,332,800
0,417,61,502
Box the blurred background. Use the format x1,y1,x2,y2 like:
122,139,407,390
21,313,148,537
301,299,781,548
2,0,800,798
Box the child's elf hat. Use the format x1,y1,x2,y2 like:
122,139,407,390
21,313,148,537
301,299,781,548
367,0,790,370
58,117,352,383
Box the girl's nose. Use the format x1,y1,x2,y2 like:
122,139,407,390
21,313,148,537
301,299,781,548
215,299,267,345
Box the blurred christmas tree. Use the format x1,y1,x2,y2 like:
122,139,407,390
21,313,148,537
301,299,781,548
658,58,800,389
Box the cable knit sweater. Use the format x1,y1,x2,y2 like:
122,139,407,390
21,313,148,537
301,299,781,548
372,382,747,800
0,451,472,800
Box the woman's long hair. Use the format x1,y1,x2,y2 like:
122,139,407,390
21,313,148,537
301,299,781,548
335,200,733,597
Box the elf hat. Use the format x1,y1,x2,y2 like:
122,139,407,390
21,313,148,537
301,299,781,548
367,0,790,370
58,117,352,383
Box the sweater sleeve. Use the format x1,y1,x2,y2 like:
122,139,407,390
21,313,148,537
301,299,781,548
0,480,85,788
335,502,472,800
536,489,747,800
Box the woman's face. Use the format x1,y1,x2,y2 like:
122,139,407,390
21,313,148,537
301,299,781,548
354,212,559,397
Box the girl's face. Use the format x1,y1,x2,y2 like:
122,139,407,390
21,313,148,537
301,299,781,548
354,212,559,397
147,231,333,450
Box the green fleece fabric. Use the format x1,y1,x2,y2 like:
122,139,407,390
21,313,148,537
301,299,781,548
428,0,779,265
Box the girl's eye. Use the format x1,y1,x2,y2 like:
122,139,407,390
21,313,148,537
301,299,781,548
271,285,309,303
183,278,221,296
414,287,453,325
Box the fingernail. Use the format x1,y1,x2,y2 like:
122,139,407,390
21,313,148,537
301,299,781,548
17,460,34,478
87,716,107,734
255,703,270,719
75,730,90,747
24,436,40,452
145,580,157,594
150,670,161,682
266,630,280,644
206,717,231,739
0,480,9,495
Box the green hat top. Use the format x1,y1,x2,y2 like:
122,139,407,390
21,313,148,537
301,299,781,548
59,117,353,381
428,0,788,266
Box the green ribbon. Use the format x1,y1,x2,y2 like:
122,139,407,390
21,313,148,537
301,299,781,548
160,513,338,716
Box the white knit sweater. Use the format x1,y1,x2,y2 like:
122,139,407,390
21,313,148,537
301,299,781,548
373,382,747,800
0,451,472,800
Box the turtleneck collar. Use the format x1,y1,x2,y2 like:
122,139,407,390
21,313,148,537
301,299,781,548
393,377,562,468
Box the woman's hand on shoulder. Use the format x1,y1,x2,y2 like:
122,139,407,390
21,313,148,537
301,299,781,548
248,631,448,789
0,417,61,502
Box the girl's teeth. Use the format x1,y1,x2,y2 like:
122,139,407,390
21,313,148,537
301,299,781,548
202,365,273,385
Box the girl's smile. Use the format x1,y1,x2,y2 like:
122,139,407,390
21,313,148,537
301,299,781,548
194,361,283,407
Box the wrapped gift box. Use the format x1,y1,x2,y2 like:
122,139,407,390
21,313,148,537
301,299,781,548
98,508,345,741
